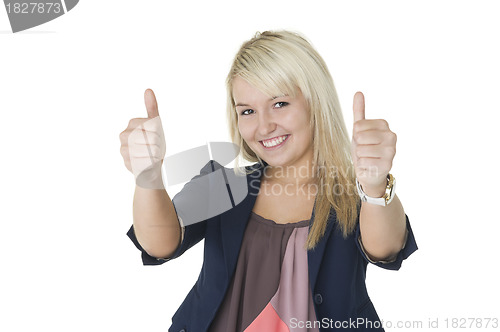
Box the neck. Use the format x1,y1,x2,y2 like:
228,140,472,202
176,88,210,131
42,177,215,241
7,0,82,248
262,158,318,187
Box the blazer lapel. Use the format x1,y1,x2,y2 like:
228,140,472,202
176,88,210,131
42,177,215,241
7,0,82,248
307,205,337,292
219,162,264,280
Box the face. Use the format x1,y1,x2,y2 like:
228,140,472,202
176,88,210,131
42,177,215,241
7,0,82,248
233,76,314,169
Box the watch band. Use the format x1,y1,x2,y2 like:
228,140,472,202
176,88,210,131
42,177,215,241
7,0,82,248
356,173,396,206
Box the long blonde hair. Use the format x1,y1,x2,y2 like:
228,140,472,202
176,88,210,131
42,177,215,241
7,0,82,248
226,30,360,249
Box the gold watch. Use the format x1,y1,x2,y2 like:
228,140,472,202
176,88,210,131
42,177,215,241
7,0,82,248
356,173,396,206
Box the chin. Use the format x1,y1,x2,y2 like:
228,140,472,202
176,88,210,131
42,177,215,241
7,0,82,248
260,157,289,168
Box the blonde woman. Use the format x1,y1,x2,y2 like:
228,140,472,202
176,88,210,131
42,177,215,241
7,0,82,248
121,30,417,331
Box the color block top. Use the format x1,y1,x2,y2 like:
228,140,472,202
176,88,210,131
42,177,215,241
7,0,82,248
208,211,319,332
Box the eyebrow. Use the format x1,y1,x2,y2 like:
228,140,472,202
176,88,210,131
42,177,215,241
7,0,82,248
235,95,288,107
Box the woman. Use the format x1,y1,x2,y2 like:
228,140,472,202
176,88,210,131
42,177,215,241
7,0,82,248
121,30,417,331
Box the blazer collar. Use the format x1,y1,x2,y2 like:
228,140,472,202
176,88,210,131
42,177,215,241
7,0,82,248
219,161,335,289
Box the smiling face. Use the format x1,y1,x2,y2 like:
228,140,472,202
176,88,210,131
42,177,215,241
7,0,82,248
233,76,314,169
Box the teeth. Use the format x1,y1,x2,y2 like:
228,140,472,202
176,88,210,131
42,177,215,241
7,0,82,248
263,135,288,147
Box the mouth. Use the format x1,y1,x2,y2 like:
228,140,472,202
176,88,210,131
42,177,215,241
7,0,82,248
259,134,290,150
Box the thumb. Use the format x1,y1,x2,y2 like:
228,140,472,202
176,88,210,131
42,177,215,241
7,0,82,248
144,89,159,118
353,91,365,123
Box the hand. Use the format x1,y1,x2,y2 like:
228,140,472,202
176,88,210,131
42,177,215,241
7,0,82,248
351,92,397,196
119,89,166,189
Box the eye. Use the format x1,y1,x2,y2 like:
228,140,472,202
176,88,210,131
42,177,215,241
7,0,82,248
240,109,254,116
274,101,289,108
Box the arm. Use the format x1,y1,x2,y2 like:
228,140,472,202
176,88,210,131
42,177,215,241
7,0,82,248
132,185,182,259
359,185,407,262
351,91,408,262
127,159,223,264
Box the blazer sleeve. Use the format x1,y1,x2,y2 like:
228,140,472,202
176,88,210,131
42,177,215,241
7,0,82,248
126,159,220,266
355,212,418,271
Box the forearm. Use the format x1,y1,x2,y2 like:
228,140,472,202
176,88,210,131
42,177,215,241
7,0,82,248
132,186,181,259
359,188,407,261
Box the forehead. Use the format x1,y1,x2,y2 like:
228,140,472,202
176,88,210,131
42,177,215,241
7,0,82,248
232,77,267,100
232,76,295,104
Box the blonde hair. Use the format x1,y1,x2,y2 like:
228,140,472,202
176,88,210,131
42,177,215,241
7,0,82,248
226,30,360,249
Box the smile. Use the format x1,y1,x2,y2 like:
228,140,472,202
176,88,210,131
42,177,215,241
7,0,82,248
260,134,290,149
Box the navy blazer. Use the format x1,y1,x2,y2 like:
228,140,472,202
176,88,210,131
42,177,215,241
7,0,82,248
127,160,418,332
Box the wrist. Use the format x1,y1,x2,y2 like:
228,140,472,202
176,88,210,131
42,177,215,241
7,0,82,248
135,163,165,190
361,184,386,198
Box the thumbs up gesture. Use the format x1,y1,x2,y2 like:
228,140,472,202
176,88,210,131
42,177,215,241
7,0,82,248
351,92,397,197
119,89,166,189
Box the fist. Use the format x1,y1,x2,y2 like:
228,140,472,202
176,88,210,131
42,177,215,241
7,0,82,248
119,89,166,189
351,92,397,196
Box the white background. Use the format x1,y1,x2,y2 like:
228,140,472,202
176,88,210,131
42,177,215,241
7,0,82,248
1,1,499,331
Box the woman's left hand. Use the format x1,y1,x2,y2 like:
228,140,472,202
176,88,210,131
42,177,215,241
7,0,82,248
351,91,397,196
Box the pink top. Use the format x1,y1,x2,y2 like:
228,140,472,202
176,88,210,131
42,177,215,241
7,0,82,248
208,211,319,332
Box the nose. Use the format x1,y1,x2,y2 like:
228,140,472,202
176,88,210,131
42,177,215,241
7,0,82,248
257,110,277,137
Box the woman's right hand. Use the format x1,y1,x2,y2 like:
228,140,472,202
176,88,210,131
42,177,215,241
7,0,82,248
119,89,166,189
